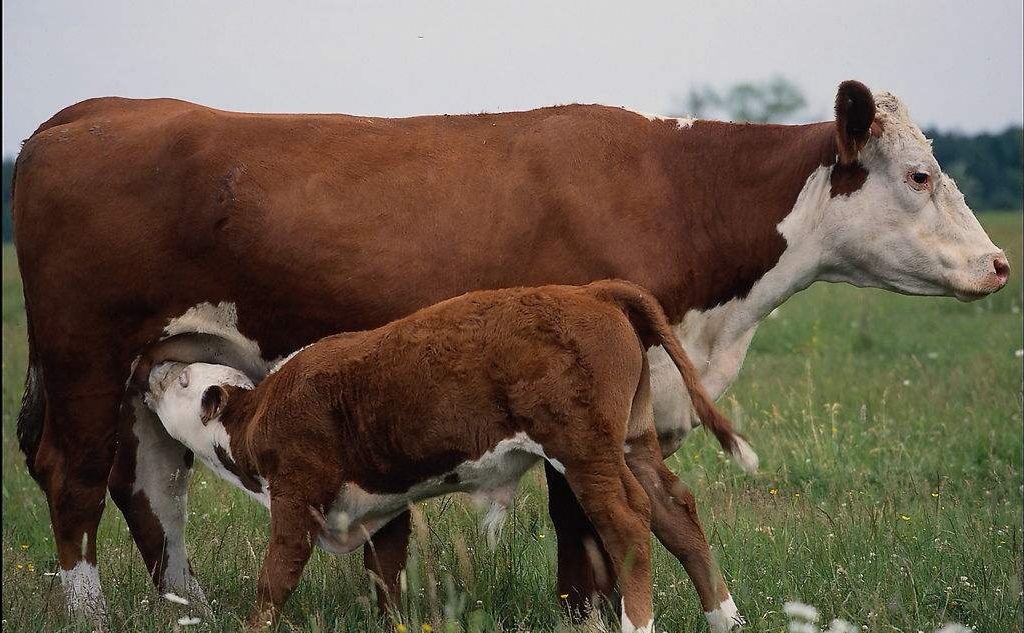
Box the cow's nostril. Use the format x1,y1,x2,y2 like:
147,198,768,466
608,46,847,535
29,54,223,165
993,256,1010,282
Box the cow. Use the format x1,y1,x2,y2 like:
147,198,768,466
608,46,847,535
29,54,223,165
12,80,1008,629
139,280,754,632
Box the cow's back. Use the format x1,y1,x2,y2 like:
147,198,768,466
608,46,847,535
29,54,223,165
13,98,680,366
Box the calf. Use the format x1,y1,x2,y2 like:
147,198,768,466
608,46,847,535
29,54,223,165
142,280,756,631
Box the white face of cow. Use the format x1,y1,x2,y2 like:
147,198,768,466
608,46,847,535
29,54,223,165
144,361,253,450
815,84,1009,301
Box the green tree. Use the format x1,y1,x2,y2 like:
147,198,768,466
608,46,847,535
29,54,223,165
679,76,807,123
926,126,1023,211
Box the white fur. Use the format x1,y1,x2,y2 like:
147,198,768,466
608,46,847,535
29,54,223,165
705,595,744,631
61,561,106,620
317,432,547,552
649,92,1004,454
162,301,271,380
144,363,269,508
268,343,314,374
626,108,696,129
145,368,552,554
128,397,208,603
731,436,759,473
164,302,262,358
817,91,1003,299
621,599,654,633
646,166,829,454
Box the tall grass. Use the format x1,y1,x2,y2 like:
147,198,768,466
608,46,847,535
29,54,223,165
3,214,1021,632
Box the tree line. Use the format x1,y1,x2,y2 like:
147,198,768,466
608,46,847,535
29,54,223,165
2,118,1021,243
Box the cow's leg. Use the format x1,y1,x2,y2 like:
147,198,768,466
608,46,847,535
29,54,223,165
363,509,411,613
625,432,743,632
108,395,206,604
546,463,618,617
563,463,654,633
30,386,120,624
249,495,321,628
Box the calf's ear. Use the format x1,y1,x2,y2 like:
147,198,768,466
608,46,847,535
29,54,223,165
200,385,229,424
834,80,876,164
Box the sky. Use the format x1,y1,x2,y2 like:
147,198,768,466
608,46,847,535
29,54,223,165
3,0,1022,156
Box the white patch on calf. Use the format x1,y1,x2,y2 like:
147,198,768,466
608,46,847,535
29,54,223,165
316,432,547,552
705,594,745,632
146,363,269,508
268,343,313,374
621,599,654,633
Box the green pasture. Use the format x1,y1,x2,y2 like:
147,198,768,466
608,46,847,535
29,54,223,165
2,214,1022,632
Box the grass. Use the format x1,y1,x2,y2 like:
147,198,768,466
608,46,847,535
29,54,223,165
2,213,1022,632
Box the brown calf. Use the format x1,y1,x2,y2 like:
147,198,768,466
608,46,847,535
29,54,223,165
142,281,755,631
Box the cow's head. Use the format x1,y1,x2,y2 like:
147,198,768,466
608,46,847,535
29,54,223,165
144,361,252,444
815,81,1009,301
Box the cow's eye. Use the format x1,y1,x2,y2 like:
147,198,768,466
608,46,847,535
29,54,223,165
907,171,931,191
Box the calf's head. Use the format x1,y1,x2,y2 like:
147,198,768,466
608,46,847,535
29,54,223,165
814,81,1009,301
144,361,253,444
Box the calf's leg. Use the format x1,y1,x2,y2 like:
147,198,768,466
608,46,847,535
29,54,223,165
625,432,744,632
564,464,654,633
249,495,321,628
363,509,411,613
546,462,619,618
108,395,207,604
626,355,743,631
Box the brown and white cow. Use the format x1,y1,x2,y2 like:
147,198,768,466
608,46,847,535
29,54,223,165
12,81,1007,627
141,280,754,632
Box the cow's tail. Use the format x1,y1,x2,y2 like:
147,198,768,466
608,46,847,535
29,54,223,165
589,279,759,472
12,148,47,482
16,307,45,481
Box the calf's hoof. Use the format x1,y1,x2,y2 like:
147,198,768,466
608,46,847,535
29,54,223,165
705,595,746,631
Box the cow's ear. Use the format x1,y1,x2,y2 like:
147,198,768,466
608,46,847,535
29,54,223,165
834,80,876,164
200,385,228,424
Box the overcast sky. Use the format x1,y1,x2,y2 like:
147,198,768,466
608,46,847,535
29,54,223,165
3,1,1022,156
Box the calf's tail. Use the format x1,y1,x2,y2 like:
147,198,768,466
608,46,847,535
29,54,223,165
589,279,759,472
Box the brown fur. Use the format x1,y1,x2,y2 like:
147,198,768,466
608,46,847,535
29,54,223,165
165,281,741,626
12,83,872,614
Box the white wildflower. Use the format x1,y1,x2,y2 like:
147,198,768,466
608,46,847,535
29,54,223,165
1015,349,1023,358
177,616,202,626
783,601,819,622
826,619,858,633
936,624,972,633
